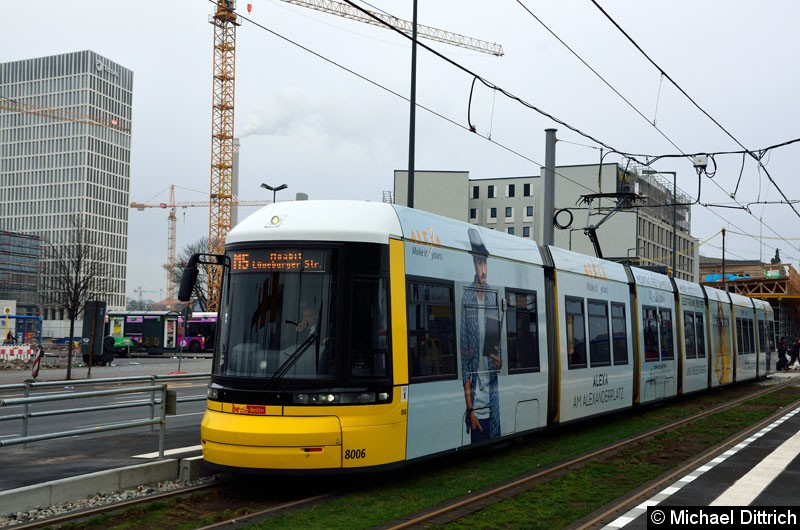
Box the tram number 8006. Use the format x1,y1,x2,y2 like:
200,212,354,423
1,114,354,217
344,448,366,460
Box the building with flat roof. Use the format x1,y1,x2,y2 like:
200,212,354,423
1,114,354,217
393,170,470,222
394,163,699,281
0,50,132,319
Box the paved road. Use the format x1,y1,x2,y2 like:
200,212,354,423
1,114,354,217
0,356,212,491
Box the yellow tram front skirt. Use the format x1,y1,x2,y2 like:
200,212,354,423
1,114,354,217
202,408,343,470
201,402,408,471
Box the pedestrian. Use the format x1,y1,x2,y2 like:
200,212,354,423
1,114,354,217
789,339,800,370
776,337,789,372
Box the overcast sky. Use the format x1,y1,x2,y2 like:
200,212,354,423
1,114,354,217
4,0,799,301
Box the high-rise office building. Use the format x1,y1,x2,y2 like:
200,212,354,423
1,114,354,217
0,50,133,318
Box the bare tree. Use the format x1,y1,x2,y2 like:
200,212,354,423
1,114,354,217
42,215,111,380
164,237,213,311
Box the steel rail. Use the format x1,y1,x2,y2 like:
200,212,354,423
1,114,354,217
5,476,336,530
2,478,226,530
382,380,798,530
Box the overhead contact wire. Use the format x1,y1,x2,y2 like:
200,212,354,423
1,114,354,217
588,0,800,220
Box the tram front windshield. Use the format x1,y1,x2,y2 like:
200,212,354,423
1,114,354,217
215,248,336,381
214,245,390,384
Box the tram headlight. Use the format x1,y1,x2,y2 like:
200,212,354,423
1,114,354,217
291,391,381,405
207,387,219,400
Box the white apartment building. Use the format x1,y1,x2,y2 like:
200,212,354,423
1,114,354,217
394,163,699,281
466,177,538,240
0,50,132,319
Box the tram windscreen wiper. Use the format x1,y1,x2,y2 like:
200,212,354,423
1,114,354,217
265,330,319,390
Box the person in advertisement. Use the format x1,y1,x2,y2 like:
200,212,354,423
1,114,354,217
461,228,502,443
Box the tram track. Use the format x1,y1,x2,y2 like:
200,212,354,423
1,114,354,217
1,480,223,530
575,390,800,529
378,379,799,530
2,475,341,530
191,492,339,530
7,379,797,530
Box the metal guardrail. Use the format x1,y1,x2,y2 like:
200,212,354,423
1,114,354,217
0,373,210,458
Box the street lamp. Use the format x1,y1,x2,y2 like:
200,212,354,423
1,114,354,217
261,183,288,203
643,170,677,277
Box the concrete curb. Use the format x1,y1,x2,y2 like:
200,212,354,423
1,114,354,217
0,457,213,516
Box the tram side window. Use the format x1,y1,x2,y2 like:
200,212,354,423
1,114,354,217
407,280,457,380
643,307,659,361
565,297,586,369
684,312,697,359
768,321,775,351
611,303,628,365
350,278,389,379
758,321,766,353
735,317,755,355
659,309,674,360
695,314,706,357
505,290,540,373
735,317,745,355
588,299,611,367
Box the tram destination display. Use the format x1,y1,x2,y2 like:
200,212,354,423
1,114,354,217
230,249,325,272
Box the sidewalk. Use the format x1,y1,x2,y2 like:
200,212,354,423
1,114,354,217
0,357,212,385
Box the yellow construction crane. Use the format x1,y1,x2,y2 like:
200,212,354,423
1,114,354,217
279,0,504,56
131,184,268,304
0,96,130,132
208,0,241,311
206,0,502,310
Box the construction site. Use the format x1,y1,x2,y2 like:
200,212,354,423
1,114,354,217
700,256,800,340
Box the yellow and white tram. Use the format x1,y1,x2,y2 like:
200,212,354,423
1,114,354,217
178,200,776,474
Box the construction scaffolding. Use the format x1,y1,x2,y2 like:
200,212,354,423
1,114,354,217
700,258,800,340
